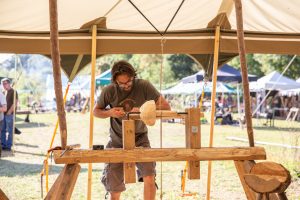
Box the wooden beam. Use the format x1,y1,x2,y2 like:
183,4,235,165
49,0,67,149
128,111,204,120
45,164,81,200
123,120,136,183
53,147,266,164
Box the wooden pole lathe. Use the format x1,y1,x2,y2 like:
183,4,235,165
87,24,97,200
49,0,67,149
206,25,220,200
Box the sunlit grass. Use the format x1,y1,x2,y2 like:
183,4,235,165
0,112,299,199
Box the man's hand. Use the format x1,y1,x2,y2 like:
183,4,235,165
131,107,140,112
109,107,125,118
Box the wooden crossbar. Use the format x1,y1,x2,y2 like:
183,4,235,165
53,147,266,164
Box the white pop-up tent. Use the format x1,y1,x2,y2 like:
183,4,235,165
162,82,235,95
250,71,300,91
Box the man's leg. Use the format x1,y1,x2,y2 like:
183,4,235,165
110,192,121,200
5,115,14,150
143,175,156,200
1,117,7,148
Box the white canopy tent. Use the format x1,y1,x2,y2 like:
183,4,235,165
249,71,300,91
162,82,235,95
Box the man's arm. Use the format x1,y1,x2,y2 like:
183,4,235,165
0,105,7,113
155,95,171,110
93,103,125,119
7,103,16,115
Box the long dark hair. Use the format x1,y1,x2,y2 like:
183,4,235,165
111,60,137,83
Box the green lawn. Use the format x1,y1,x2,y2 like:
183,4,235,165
0,112,299,200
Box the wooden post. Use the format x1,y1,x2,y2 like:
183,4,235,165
123,120,136,183
0,188,9,200
45,164,81,200
234,160,256,200
206,25,220,200
49,0,67,149
87,24,97,200
234,0,254,147
185,108,201,179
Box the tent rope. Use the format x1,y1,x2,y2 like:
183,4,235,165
128,0,185,36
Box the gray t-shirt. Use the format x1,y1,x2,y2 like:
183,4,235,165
0,92,7,121
97,79,160,146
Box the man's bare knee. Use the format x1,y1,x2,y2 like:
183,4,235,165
110,192,121,200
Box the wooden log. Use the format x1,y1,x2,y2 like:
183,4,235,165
123,120,136,183
244,162,291,194
53,147,266,164
185,108,201,179
45,164,81,200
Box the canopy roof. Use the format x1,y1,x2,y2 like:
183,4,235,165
249,71,300,91
182,64,257,83
1,0,300,80
162,81,235,95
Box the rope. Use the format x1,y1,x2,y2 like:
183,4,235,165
128,0,185,36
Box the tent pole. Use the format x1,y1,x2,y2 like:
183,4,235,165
206,25,220,200
234,0,254,147
49,0,67,149
87,24,97,200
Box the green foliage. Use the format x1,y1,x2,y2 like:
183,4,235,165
167,54,199,80
229,54,300,79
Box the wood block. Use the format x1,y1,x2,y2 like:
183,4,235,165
245,162,291,194
122,120,136,183
185,108,201,179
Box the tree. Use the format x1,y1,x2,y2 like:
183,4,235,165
167,54,199,80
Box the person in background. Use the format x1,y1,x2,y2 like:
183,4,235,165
0,89,7,151
93,60,170,200
1,78,18,151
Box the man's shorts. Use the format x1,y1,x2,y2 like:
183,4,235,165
101,133,156,192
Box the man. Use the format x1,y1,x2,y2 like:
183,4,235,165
0,89,7,153
1,78,18,151
93,60,170,200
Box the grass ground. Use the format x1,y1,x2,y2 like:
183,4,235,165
0,112,299,200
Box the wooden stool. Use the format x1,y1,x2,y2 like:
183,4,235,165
244,162,291,200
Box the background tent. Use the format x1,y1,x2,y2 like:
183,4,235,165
249,71,300,91
182,64,257,83
95,69,111,87
1,1,300,81
162,82,235,95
